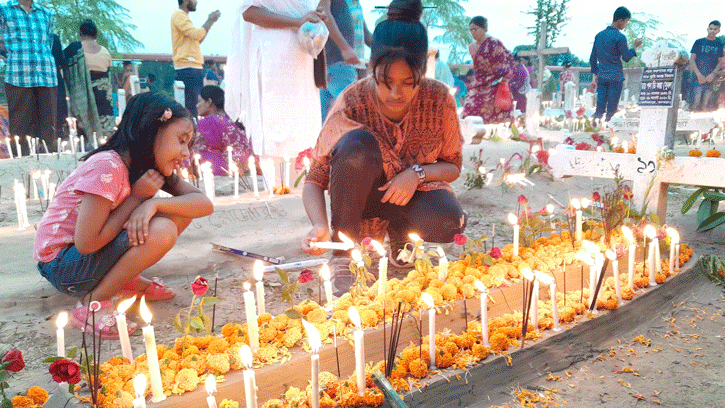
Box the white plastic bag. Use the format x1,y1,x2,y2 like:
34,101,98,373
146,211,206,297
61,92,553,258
297,21,329,57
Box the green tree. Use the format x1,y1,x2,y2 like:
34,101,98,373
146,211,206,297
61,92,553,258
525,0,571,48
46,0,142,55
621,13,687,68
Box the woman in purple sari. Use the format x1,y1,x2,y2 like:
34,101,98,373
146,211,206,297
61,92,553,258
462,16,515,123
195,85,254,176
510,53,530,113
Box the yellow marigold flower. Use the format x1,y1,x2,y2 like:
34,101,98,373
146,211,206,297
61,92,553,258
282,326,303,348
162,349,180,361
173,368,200,393
299,300,321,315
472,344,490,360
27,386,49,405
284,386,305,404
440,283,459,301
109,391,134,408
12,395,34,408
219,399,240,408
258,326,278,343
559,306,577,323
359,309,378,327
193,336,213,349
182,353,207,375
222,323,243,338
622,286,634,300
460,283,476,299
363,388,385,406
258,312,272,325
306,307,328,324
266,315,288,331
260,399,284,408
206,353,231,374
208,338,230,354
428,278,444,288
408,358,429,378
256,345,279,363
397,289,416,303
182,345,200,358
489,332,510,353
453,332,476,350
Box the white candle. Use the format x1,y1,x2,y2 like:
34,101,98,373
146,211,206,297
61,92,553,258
240,345,258,408
41,170,50,199
303,156,311,174
14,136,21,158
233,165,239,198
302,320,321,408
92,132,98,150
253,261,265,316
248,156,259,197
622,227,636,290
116,296,137,361
205,374,218,408
571,198,582,242
227,146,234,178
371,240,387,297
181,168,189,182
139,297,166,402
675,243,681,272
31,171,39,200
667,228,679,276
262,159,275,197
421,293,436,369
508,213,520,257
200,162,215,200
4,137,12,159
607,250,622,306
71,137,77,154
132,374,147,408
13,180,29,231
348,306,366,396
193,153,202,179
532,278,540,330
57,137,61,156
243,282,259,352
80,135,85,153
474,280,489,346
311,231,354,250
644,225,656,287
48,183,56,202
436,246,448,281
550,282,560,331
320,264,333,308
654,237,661,274
56,311,68,357
283,155,290,187
25,136,31,155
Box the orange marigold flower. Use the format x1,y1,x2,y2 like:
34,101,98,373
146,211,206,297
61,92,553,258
222,323,243,338
689,149,702,157
655,273,667,284
559,306,577,323
472,344,490,360
489,332,510,353
622,286,635,300
219,399,240,408
173,368,199,393
11,395,34,408
706,150,721,157
409,358,429,378
258,312,272,325
389,361,408,379
206,353,231,374
361,309,379,327
440,283,459,301
207,338,230,354
27,386,49,405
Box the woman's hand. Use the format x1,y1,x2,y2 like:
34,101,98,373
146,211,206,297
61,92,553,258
302,223,330,255
131,169,164,199
379,169,418,206
299,9,326,26
124,199,158,246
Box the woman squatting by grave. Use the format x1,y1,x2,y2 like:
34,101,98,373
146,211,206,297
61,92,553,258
301,0,466,296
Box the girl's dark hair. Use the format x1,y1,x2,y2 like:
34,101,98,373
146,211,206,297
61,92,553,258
82,92,193,184
371,0,428,80
79,19,98,38
200,85,224,110
470,16,487,30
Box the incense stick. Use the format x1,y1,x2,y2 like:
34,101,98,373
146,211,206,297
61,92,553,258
589,258,610,312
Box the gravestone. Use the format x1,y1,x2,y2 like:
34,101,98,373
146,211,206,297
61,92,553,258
525,89,542,136
564,81,577,111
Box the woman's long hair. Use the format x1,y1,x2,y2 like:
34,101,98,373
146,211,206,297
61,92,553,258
370,0,428,79
82,93,192,184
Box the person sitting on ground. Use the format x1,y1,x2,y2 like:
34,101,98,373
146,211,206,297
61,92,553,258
195,85,254,176
34,93,214,339
301,0,466,296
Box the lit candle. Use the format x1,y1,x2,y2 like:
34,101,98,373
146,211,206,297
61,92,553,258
262,159,275,197
139,297,166,402
4,137,12,159
240,345,258,408
194,153,202,180
201,162,215,201
607,249,622,306
248,156,259,197
421,292,436,369
622,226,636,290
227,146,234,178
253,261,265,316
57,137,61,157
243,282,259,352
232,164,239,198
310,231,355,250
13,179,29,231
41,170,51,199
531,275,540,331
14,136,21,158
205,374,218,408
80,135,85,153
348,306,366,396
436,246,448,281
546,203,555,230
25,135,31,155
675,243,681,272
371,240,387,297
474,280,489,346
303,156,311,174
667,228,679,276
302,320,321,408
644,225,657,287
48,183,56,202
283,155,290,187
116,295,137,361
508,213,519,257
31,171,40,200
320,264,333,308
132,374,147,408
535,271,557,331
56,311,68,357
654,231,662,275
181,168,190,182
92,132,98,149
571,198,582,242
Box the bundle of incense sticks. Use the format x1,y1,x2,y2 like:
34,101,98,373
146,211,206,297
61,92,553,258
520,275,535,349
384,302,404,378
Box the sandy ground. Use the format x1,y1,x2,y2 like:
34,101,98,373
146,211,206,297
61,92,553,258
0,135,723,407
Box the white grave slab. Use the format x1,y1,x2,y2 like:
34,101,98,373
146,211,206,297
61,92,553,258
525,89,542,137
608,111,717,134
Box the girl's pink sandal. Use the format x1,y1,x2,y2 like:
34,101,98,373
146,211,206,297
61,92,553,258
70,302,137,340
118,276,175,301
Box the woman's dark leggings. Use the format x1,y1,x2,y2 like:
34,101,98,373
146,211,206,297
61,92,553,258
328,129,466,246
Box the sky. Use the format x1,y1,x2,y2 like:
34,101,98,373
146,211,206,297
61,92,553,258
116,1,724,62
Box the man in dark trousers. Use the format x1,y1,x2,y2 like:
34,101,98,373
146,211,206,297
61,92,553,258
589,6,642,121
688,21,722,111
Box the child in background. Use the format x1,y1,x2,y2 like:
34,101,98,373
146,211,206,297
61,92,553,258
34,93,214,339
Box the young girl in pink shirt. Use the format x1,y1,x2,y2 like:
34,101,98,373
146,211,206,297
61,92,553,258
34,93,214,339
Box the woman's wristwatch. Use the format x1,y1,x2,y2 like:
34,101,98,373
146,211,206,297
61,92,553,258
411,164,426,185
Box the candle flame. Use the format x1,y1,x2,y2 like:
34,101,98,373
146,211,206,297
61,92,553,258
248,156,256,165
507,213,518,225
606,249,616,261
478,165,486,174
531,145,540,153
436,246,445,258
243,281,251,291
611,136,619,146
581,240,600,254
622,141,628,151
253,260,264,281
348,306,362,329
621,226,634,244
193,153,201,160
534,271,554,286
133,374,147,398
521,268,534,281
421,292,435,309
240,344,253,369
474,280,486,293
319,264,331,281
117,295,137,314
580,198,591,209
351,249,362,263
56,311,68,329
666,227,679,243
227,146,233,152
370,240,386,256
644,224,656,239
408,233,422,243
32,170,41,179
200,162,213,172
546,204,554,214
302,319,322,353
230,163,238,173
303,156,311,167
205,373,217,395
575,251,595,266
139,296,152,324
571,198,581,210
338,232,354,248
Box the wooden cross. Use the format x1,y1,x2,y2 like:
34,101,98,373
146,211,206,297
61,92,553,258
518,21,570,89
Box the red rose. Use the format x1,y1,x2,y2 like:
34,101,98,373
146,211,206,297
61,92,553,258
49,359,81,384
656,229,666,239
591,191,601,202
298,269,314,283
454,234,467,245
361,237,372,247
576,106,586,116
623,185,633,200
575,142,593,151
566,110,573,119
488,247,503,259
564,137,575,145
191,276,209,296
1,349,24,373
294,148,314,172
518,195,528,205
536,149,550,166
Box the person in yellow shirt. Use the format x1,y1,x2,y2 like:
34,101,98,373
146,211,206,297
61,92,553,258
171,0,220,116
